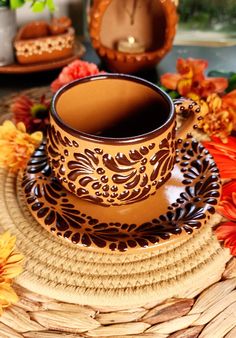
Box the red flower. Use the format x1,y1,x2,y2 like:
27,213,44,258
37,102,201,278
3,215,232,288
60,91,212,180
203,137,236,179
215,181,236,256
11,95,50,134
11,96,33,131
215,222,236,256
160,58,228,99
51,60,104,92
218,181,236,220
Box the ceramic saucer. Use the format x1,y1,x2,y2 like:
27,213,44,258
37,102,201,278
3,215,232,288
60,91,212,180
19,137,221,253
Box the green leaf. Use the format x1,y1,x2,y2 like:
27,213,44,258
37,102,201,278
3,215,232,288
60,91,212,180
226,73,236,93
31,1,45,12
158,84,179,98
9,0,24,9
159,85,168,91
207,70,234,79
9,0,55,11
168,91,180,99
46,0,55,11
0,0,9,8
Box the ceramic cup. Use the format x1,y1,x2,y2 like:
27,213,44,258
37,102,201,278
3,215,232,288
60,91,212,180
47,74,203,206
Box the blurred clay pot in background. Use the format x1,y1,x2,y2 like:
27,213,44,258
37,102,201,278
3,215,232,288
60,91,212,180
89,0,178,73
14,18,75,65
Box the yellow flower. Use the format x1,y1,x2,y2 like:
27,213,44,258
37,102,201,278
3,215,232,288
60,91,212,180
0,281,19,315
0,120,43,173
0,232,24,315
0,232,24,280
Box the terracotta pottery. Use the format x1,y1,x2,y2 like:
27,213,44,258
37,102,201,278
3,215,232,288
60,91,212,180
14,23,75,65
17,21,49,39
0,43,86,74
89,0,178,73
47,74,203,207
21,137,221,253
49,17,72,36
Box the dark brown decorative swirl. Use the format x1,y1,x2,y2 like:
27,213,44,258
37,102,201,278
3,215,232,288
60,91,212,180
22,137,221,253
173,98,203,140
46,123,176,206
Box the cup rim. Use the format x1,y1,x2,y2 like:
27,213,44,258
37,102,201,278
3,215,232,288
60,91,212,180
51,73,175,144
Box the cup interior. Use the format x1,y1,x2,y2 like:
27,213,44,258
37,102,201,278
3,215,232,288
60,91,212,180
55,76,171,139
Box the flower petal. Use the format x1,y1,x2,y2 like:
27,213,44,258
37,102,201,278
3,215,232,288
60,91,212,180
218,200,236,220
160,73,181,90
50,60,103,92
0,282,18,304
211,77,228,93
1,264,23,279
222,89,236,110
221,181,236,197
176,58,194,78
0,232,15,261
17,122,26,133
177,78,192,96
217,181,236,221
203,137,236,179
191,58,208,82
0,121,42,172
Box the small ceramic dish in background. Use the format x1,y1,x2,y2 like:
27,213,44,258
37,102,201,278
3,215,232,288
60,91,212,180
14,18,75,65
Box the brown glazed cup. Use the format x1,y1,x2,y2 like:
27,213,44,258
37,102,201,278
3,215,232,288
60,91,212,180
47,74,203,206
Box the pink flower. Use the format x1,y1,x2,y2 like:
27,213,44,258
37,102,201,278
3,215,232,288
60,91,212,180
51,60,104,92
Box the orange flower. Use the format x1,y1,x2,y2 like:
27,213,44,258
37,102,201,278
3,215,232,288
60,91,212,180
222,89,236,110
0,232,24,314
218,181,236,220
199,92,236,142
161,58,228,99
215,222,236,256
221,89,236,131
0,120,42,173
203,136,236,179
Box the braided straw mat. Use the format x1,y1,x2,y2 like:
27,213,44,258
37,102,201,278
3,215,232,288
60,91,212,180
0,87,235,337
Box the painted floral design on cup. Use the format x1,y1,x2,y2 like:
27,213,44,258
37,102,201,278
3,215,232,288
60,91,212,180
47,74,203,206
47,123,176,206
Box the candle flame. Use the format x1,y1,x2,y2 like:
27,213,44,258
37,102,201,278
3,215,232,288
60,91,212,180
128,36,135,44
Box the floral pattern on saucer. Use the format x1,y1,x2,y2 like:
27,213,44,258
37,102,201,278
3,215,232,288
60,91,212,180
20,138,221,253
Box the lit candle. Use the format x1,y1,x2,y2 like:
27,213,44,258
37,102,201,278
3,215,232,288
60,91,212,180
117,36,145,54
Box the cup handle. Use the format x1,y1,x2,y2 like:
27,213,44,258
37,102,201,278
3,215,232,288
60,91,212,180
173,98,203,141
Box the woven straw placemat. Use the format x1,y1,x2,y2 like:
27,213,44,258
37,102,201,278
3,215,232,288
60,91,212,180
0,87,234,337
0,169,234,337
0,167,231,305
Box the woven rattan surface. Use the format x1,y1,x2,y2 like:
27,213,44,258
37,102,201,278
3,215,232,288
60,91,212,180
0,88,234,337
